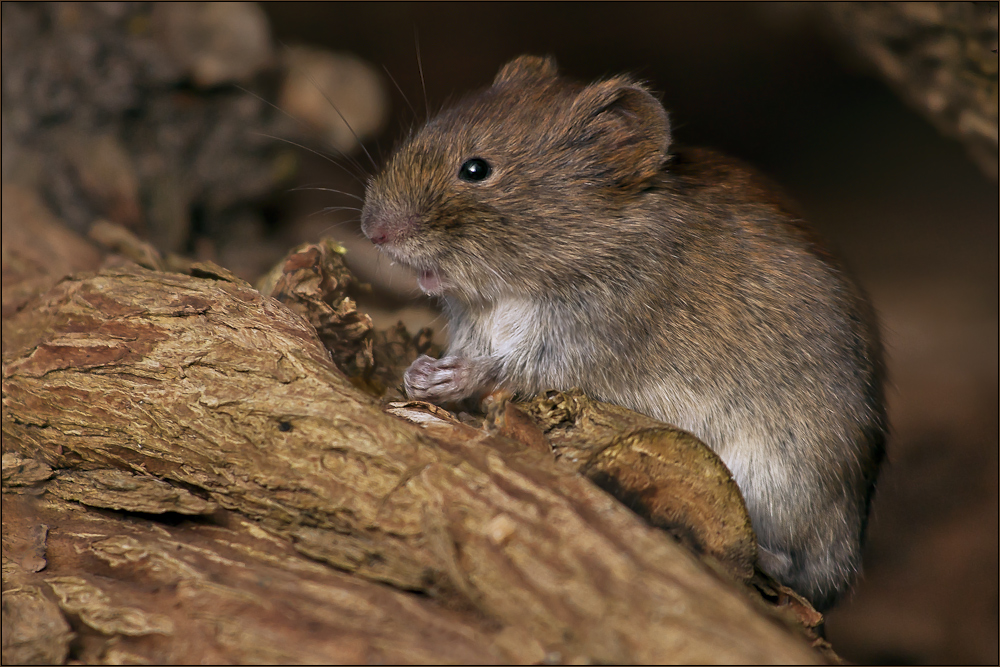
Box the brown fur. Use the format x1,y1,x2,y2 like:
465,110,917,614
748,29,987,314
361,55,887,610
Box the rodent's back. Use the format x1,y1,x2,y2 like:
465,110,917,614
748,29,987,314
641,149,886,604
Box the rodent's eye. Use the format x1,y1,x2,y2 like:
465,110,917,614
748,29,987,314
458,158,492,183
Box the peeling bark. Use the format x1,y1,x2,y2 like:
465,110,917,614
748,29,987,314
0,261,826,663
2,492,507,665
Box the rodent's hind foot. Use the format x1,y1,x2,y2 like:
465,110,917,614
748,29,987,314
757,541,856,612
403,354,478,404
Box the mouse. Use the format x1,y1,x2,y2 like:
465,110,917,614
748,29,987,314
360,55,887,611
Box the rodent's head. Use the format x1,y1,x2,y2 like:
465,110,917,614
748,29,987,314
361,55,671,301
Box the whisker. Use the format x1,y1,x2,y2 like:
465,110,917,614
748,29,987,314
288,185,365,202
427,311,446,331
382,63,417,120
253,132,367,187
414,27,430,120
310,206,362,217
235,83,307,129
277,41,380,172
235,83,368,178
314,218,362,236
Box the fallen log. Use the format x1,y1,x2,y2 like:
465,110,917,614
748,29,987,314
2,258,823,663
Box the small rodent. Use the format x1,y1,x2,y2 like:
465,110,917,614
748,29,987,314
360,55,886,611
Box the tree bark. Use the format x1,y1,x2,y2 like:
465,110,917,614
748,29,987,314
1,259,826,664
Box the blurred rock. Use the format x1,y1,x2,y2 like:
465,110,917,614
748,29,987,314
0,3,178,133
1,2,391,283
216,210,282,281
280,46,389,155
63,131,143,232
143,168,191,257
88,219,164,272
152,2,274,88
0,2,304,265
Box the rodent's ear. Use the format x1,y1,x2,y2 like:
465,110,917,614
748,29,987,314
493,55,559,86
569,77,671,188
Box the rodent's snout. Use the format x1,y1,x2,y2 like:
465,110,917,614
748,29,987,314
359,203,388,245
360,205,414,248
362,219,391,246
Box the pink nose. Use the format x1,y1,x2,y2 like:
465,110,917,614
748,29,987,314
361,211,417,247
368,227,390,245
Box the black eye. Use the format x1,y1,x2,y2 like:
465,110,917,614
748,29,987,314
458,158,492,182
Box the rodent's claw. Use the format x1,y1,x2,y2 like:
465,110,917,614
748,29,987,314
403,354,475,403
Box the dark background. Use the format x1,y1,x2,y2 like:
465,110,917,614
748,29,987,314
259,3,998,664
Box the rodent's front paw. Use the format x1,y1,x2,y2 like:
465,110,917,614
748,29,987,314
403,355,476,404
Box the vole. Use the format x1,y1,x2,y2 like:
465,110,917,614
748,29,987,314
360,55,887,611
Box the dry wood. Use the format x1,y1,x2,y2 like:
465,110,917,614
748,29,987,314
2,256,823,663
2,488,506,664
